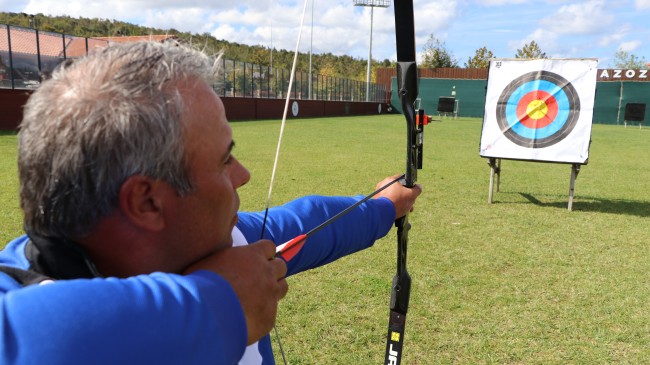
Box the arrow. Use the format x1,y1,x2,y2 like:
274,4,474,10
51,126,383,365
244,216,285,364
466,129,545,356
275,174,405,261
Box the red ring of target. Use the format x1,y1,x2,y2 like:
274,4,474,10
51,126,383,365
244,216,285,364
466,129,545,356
515,90,558,129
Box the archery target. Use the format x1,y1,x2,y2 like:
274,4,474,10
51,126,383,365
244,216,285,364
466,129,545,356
497,71,579,148
480,59,597,164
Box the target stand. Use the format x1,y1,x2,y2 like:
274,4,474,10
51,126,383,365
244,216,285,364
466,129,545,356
486,158,501,204
487,159,583,211
623,103,645,129
437,96,457,119
480,58,598,211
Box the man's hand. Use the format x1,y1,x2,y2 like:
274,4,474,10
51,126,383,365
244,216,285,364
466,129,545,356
184,240,288,345
374,174,422,219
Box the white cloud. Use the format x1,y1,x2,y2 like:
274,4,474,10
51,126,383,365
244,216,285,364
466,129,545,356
143,8,214,35
4,0,648,65
478,0,528,5
0,0,30,11
539,0,613,35
598,24,631,46
212,24,238,42
508,28,559,57
636,0,650,9
618,40,641,52
23,0,135,21
414,0,458,38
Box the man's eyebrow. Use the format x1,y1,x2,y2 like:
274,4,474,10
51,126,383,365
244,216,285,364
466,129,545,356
223,141,235,160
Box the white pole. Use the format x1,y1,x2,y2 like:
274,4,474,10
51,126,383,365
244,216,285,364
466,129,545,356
568,164,577,211
616,81,623,125
365,6,373,102
309,0,314,99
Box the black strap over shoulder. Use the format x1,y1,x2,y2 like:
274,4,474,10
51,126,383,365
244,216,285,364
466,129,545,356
26,233,102,280
0,265,53,286
0,233,101,287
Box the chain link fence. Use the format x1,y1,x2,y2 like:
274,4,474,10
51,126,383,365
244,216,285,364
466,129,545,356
1,24,389,103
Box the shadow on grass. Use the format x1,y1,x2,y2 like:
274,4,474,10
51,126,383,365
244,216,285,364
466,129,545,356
517,193,650,217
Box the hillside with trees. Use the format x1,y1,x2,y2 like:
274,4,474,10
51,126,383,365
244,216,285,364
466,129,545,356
5,11,646,82
0,12,391,81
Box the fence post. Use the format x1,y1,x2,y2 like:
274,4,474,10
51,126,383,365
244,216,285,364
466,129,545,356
35,29,42,76
6,25,15,89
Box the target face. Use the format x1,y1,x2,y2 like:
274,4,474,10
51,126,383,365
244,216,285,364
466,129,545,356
480,58,597,164
497,71,580,148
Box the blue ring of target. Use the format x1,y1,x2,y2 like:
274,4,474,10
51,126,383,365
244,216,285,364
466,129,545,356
496,71,580,148
505,80,569,139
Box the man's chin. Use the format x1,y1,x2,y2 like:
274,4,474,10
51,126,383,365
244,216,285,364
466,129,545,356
230,214,239,231
212,240,233,253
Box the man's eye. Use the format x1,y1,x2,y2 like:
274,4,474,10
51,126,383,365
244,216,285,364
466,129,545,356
225,155,234,165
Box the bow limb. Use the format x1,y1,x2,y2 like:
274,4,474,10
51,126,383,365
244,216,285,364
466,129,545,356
385,1,419,364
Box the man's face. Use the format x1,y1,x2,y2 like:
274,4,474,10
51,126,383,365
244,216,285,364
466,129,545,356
164,78,250,269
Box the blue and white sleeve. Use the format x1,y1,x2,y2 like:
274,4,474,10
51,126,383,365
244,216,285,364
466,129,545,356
236,195,395,275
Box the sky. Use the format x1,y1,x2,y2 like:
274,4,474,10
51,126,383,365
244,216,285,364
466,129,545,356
2,0,650,68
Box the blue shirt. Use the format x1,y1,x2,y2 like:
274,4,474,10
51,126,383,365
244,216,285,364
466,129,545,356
0,195,395,365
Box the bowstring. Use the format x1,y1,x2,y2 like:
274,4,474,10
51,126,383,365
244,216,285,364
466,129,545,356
260,0,309,237
261,0,310,363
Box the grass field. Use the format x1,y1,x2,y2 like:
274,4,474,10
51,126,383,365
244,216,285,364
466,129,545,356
1,116,649,364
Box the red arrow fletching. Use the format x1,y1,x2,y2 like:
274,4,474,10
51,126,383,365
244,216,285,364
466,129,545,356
275,234,307,262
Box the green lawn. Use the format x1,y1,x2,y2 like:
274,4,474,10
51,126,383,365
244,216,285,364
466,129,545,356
1,116,649,364
0,131,20,244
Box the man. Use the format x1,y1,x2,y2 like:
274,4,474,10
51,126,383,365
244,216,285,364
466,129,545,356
0,41,421,364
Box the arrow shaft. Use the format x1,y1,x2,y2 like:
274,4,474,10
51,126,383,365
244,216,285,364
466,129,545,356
275,174,404,260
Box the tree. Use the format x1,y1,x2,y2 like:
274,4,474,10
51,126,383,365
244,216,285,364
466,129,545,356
0,11,378,81
515,40,547,59
250,47,270,67
611,49,648,69
464,46,494,68
380,59,393,68
420,34,458,68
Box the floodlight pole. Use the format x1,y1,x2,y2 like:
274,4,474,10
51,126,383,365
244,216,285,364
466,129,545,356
354,0,390,102
366,7,373,102
309,0,314,99
269,0,274,71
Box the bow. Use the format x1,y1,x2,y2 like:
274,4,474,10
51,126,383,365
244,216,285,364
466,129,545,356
384,1,420,364
264,2,421,363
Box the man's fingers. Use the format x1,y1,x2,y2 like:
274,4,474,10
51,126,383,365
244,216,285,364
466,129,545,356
253,239,278,259
271,257,288,279
250,239,288,299
275,274,289,300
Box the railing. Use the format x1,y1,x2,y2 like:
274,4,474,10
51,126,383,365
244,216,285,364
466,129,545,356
0,24,109,89
220,59,388,102
0,23,389,103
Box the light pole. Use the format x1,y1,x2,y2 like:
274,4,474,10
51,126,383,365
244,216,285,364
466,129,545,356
309,0,314,99
269,0,273,70
353,0,389,102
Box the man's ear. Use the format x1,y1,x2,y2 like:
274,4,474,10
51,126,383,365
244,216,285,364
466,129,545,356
118,175,167,232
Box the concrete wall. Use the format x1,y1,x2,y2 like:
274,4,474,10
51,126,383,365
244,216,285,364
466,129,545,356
0,89,32,130
0,89,392,130
220,97,390,120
